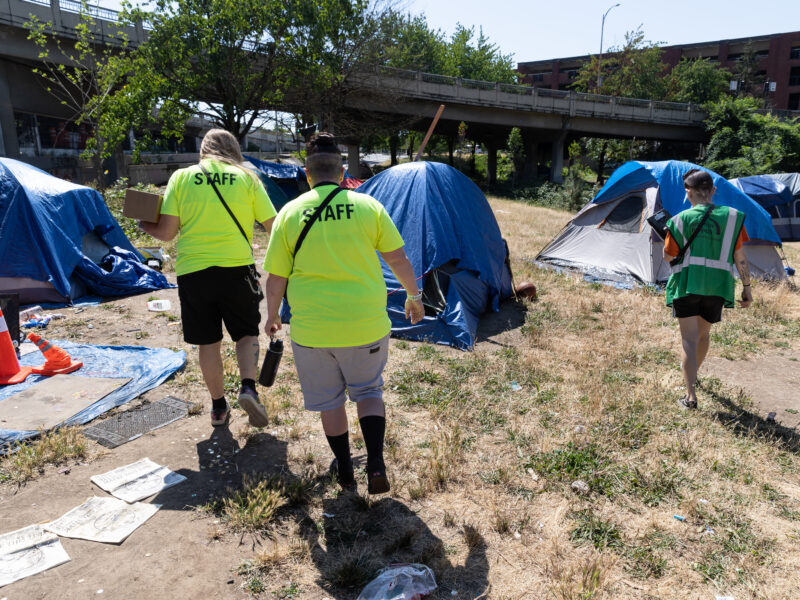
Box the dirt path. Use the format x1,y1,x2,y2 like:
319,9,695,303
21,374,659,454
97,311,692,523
704,350,800,429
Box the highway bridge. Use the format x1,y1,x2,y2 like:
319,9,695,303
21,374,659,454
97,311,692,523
1,0,708,182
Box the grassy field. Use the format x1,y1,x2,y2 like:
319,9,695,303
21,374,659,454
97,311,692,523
3,196,799,599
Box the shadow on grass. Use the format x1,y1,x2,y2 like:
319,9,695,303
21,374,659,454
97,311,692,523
302,495,490,599
702,381,800,453
475,298,528,345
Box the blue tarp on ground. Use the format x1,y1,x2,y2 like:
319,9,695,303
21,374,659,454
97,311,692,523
357,161,513,350
0,341,186,446
0,157,174,304
593,161,781,243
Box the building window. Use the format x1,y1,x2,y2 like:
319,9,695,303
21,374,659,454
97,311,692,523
567,69,578,80
703,55,719,62
531,73,544,82
727,52,742,62
789,93,800,110
791,46,800,60
790,67,800,86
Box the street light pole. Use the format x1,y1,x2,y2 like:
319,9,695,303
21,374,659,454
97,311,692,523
597,3,621,91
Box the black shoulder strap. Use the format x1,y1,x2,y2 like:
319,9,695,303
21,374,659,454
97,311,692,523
199,163,252,252
670,204,714,267
293,186,344,257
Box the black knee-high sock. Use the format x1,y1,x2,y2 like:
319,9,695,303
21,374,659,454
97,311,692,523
325,432,352,478
359,416,386,473
212,396,226,411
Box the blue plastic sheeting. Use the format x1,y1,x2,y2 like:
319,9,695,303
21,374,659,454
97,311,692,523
243,155,306,203
358,162,513,350
0,341,186,446
74,247,173,297
730,176,794,209
1,158,138,298
0,157,174,303
592,161,780,244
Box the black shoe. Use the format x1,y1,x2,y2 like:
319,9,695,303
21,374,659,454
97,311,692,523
329,458,355,490
677,395,697,410
367,468,390,495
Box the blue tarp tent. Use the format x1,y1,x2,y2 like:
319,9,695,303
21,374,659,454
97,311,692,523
243,155,307,208
357,161,513,350
0,157,173,305
538,161,786,286
731,174,800,242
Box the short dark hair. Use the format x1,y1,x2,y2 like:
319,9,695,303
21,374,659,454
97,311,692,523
305,132,342,181
306,132,339,156
683,168,713,192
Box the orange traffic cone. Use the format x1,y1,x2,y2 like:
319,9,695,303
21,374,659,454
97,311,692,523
0,307,33,385
27,332,83,376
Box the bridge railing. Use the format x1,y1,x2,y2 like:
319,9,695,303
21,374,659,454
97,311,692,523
372,66,705,126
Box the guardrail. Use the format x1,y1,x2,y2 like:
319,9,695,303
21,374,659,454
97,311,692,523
368,66,706,127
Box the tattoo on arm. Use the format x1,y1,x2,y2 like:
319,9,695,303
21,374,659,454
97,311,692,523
736,257,751,284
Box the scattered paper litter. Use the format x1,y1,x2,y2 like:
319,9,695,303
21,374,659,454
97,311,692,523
44,497,159,544
0,525,70,587
91,458,186,503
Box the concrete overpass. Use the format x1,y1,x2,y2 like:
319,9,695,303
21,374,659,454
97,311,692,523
1,0,709,183
344,68,707,181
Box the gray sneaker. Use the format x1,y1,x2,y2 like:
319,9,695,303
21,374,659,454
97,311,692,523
239,386,268,427
677,396,697,410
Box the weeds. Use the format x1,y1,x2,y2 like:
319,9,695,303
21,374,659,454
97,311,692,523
1,427,87,483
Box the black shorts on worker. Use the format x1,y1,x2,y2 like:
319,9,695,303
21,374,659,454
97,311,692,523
672,294,724,324
177,265,261,345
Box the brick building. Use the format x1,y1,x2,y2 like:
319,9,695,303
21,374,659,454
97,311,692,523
518,31,800,111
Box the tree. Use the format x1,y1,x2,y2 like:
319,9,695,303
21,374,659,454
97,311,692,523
704,96,800,177
378,12,448,73
667,58,732,105
507,127,524,183
24,2,182,187
572,28,668,99
443,24,516,83
733,42,765,98
127,0,391,142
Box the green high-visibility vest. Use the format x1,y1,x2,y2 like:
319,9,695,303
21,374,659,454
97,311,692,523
665,204,745,308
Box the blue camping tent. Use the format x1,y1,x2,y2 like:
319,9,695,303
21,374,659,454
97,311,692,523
243,155,307,208
538,161,785,286
593,161,781,243
357,161,513,350
0,157,173,304
731,175,800,242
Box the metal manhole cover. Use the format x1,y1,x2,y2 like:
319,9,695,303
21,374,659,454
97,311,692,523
83,396,190,448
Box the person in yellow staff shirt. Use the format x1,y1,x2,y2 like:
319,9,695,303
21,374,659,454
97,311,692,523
140,129,276,428
263,133,424,494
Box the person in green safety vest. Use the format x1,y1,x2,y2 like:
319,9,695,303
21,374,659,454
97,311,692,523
663,169,753,410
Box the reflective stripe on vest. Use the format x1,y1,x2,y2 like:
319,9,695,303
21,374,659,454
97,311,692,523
671,206,738,275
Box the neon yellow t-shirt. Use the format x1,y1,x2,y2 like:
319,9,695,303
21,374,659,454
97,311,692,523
263,183,404,347
161,159,277,276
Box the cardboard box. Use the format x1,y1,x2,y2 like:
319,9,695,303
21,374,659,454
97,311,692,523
123,189,162,223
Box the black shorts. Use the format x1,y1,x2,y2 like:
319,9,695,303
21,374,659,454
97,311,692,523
177,265,261,345
672,294,725,324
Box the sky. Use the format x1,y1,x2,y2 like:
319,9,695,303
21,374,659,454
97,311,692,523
402,0,800,64
99,0,799,66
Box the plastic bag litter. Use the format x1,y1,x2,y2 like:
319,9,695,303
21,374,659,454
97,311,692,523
356,563,436,600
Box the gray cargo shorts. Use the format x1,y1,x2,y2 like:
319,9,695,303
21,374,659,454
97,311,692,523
290,334,390,412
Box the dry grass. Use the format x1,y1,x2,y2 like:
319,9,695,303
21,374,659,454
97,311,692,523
0,426,88,484
14,195,791,599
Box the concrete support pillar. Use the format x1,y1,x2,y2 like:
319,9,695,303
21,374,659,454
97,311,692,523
347,142,360,178
550,133,567,184
0,65,19,158
486,142,498,186
522,131,538,179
